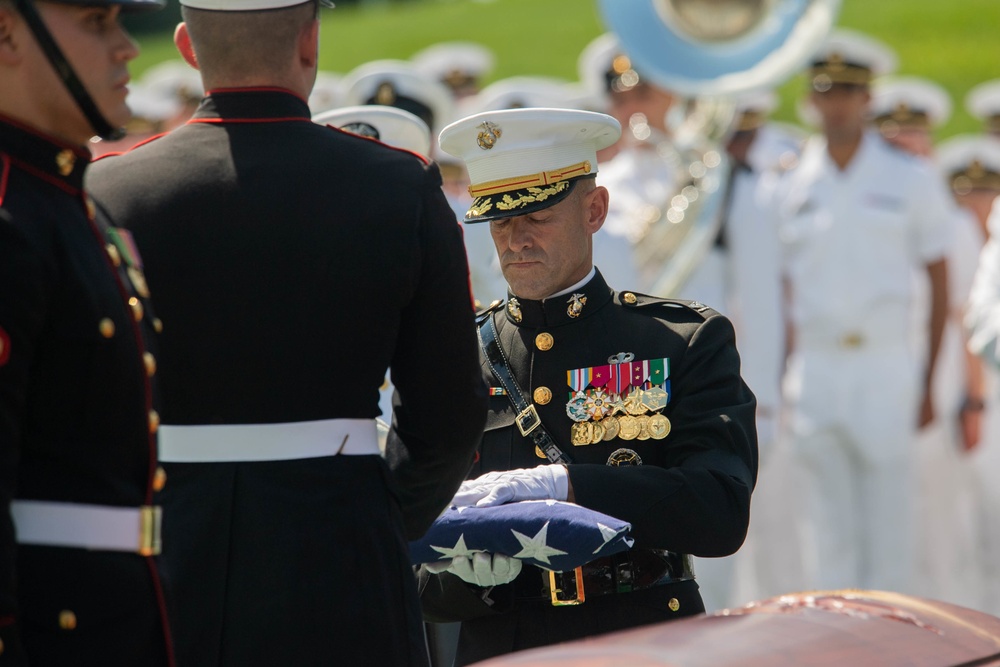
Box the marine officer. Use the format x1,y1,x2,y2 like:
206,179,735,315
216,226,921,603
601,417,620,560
0,0,173,662
418,107,758,665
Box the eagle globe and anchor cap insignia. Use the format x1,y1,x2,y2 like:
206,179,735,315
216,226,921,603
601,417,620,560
477,121,502,150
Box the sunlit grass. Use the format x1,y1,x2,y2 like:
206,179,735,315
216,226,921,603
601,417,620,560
130,0,1000,137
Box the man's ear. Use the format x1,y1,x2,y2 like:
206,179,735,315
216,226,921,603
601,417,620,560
0,7,24,64
298,18,319,69
173,22,198,69
585,184,610,234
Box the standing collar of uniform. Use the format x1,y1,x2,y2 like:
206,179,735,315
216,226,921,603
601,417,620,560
0,112,90,195
192,87,312,123
504,268,613,328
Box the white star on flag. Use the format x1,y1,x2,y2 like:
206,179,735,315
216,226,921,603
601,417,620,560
511,521,568,565
594,522,622,554
430,533,478,560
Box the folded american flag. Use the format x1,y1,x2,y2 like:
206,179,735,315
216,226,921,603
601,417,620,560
410,499,634,571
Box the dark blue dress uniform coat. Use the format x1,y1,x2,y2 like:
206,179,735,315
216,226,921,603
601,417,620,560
418,270,758,665
0,115,172,665
87,88,487,667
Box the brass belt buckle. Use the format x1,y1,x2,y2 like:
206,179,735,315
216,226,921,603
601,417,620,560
549,567,586,606
516,404,541,436
138,505,162,556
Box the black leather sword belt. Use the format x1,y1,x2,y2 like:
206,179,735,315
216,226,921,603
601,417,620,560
513,548,695,606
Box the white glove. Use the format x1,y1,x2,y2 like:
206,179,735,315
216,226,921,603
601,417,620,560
424,553,523,587
453,465,569,508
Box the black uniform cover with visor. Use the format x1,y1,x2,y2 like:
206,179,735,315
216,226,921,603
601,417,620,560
12,0,164,141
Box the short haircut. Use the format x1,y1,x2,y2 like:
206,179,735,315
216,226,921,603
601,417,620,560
181,0,317,82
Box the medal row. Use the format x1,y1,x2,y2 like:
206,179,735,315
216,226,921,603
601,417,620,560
571,413,672,445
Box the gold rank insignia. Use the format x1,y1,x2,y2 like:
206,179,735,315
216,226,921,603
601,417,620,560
507,297,522,323
55,149,75,176
476,121,502,150
567,293,587,318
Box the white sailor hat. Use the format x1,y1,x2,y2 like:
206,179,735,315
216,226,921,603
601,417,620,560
936,135,1000,195
411,42,495,95
577,32,649,99
313,105,431,156
140,60,203,107
561,82,610,114
808,29,897,91
308,71,345,115
438,108,621,223
456,76,575,119
870,76,951,133
966,80,1000,135
342,59,454,134
731,89,779,132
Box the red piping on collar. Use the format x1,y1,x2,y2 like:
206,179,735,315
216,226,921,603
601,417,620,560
4,154,80,195
187,117,313,125
0,113,90,158
91,131,172,161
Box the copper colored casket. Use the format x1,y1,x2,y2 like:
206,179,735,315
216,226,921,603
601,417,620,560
470,590,1000,667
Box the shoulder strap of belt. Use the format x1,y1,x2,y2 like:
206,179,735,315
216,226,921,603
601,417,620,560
478,312,572,465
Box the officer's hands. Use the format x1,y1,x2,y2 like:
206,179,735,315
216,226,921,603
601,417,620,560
424,553,523,587
453,465,569,508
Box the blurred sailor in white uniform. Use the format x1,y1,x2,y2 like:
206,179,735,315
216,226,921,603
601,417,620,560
774,30,953,595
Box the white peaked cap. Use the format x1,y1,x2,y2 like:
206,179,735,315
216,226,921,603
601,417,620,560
871,76,952,127
438,108,621,222
313,105,431,157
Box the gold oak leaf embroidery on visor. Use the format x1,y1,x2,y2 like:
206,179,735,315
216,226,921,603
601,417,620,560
495,181,569,211
467,198,493,218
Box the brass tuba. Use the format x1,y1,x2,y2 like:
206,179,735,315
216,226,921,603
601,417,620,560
597,0,841,297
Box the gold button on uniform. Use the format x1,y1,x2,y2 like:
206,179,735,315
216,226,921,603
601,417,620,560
153,466,167,492
148,410,160,434
535,333,554,351
99,318,115,338
143,352,156,377
152,318,164,333
106,243,121,267
533,387,552,405
129,297,144,322
668,598,680,612
59,610,77,630
623,292,638,305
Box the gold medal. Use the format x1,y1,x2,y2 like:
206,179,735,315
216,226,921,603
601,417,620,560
641,386,669,412
624,387,647,416
636,414,651,440
601,416,620,441
649,413,671,440
571,422,593,446
618,415,640,441
590,420,605,444
535,445,547,459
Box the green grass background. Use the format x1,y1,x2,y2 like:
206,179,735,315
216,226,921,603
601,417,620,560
129,0,1000,138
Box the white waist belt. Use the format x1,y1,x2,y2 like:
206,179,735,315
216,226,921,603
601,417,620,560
11,500,161,555
157,418,381,463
